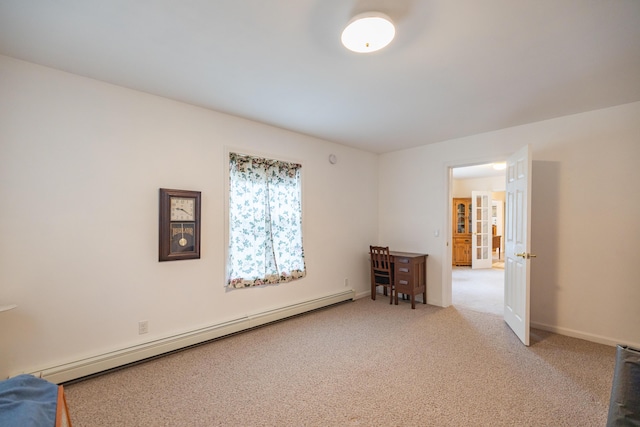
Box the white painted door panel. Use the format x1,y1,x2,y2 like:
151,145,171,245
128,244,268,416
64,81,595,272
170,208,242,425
504,145,532,346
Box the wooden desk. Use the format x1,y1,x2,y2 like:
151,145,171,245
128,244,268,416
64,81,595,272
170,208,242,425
392,251,428,309
370,251,428,309
492,235,501,259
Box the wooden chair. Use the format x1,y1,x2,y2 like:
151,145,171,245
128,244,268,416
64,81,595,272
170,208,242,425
370,246,394,304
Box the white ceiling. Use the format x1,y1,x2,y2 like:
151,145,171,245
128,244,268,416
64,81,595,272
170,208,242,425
1,0,639,154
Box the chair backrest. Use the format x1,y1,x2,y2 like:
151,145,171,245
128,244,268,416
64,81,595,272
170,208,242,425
370,246,392,284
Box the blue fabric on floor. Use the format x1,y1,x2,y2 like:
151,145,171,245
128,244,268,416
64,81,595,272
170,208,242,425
0,374,58,427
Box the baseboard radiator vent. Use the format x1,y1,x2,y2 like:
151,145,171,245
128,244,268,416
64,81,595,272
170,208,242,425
26,289,355,384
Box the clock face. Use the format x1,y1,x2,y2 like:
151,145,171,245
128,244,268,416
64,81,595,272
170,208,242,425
170,197,195,221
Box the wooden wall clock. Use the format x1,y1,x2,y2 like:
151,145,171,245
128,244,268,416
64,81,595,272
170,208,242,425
159,188,201,261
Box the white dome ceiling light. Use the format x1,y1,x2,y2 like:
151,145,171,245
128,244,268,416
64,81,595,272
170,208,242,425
341,12,395,53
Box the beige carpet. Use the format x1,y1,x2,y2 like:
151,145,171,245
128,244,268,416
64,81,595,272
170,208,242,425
63,296,616,427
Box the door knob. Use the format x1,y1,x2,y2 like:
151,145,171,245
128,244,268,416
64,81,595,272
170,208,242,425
516,252,537,259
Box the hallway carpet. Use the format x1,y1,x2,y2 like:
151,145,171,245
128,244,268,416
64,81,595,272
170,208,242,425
452,266,504,316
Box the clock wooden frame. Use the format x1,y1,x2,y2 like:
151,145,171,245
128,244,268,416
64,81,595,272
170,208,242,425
159,188,201,261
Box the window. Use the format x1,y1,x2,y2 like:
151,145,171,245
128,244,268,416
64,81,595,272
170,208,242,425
226,152,306,288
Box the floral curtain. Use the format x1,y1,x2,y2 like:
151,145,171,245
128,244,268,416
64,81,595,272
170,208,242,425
226,152,306,288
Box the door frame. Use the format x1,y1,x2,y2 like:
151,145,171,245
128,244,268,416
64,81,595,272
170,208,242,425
441,155,510,308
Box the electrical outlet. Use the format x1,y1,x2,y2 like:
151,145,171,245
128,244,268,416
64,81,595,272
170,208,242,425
138,320,148,335
344,278,349,287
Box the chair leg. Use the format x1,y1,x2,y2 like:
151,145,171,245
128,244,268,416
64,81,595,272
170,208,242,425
411,294,416,309
422,290,427,304
389,286,393,304
371,283,376,300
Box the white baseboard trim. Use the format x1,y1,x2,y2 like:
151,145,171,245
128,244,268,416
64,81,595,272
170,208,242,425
531,320,640,349
24,289,355,384
354,290,370,300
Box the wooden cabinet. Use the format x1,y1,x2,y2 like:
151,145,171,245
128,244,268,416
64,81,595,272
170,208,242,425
453,236,471,266
453,198,472,266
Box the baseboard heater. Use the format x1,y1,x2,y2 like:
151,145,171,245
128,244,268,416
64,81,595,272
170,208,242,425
25,289,355,384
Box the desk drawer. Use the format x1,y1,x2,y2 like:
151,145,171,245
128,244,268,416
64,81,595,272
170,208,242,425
394,257,413,275
395,272,413,287
394,256,412,265
396,272,425,295
395,265,413,276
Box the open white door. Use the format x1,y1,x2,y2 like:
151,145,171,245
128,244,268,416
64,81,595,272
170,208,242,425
504,145,533,346
472,191,493,269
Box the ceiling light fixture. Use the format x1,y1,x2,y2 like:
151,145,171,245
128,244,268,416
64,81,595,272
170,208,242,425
492,163,507,171
341,12,395,53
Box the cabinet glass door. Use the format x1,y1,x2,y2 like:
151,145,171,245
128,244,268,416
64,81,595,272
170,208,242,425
456,202,466,233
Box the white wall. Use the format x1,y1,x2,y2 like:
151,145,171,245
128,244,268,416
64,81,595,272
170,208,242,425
0,56,379,379
379,101,640,348
452,175,505,197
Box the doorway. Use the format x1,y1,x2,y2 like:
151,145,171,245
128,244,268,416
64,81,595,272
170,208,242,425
450,163,506,315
